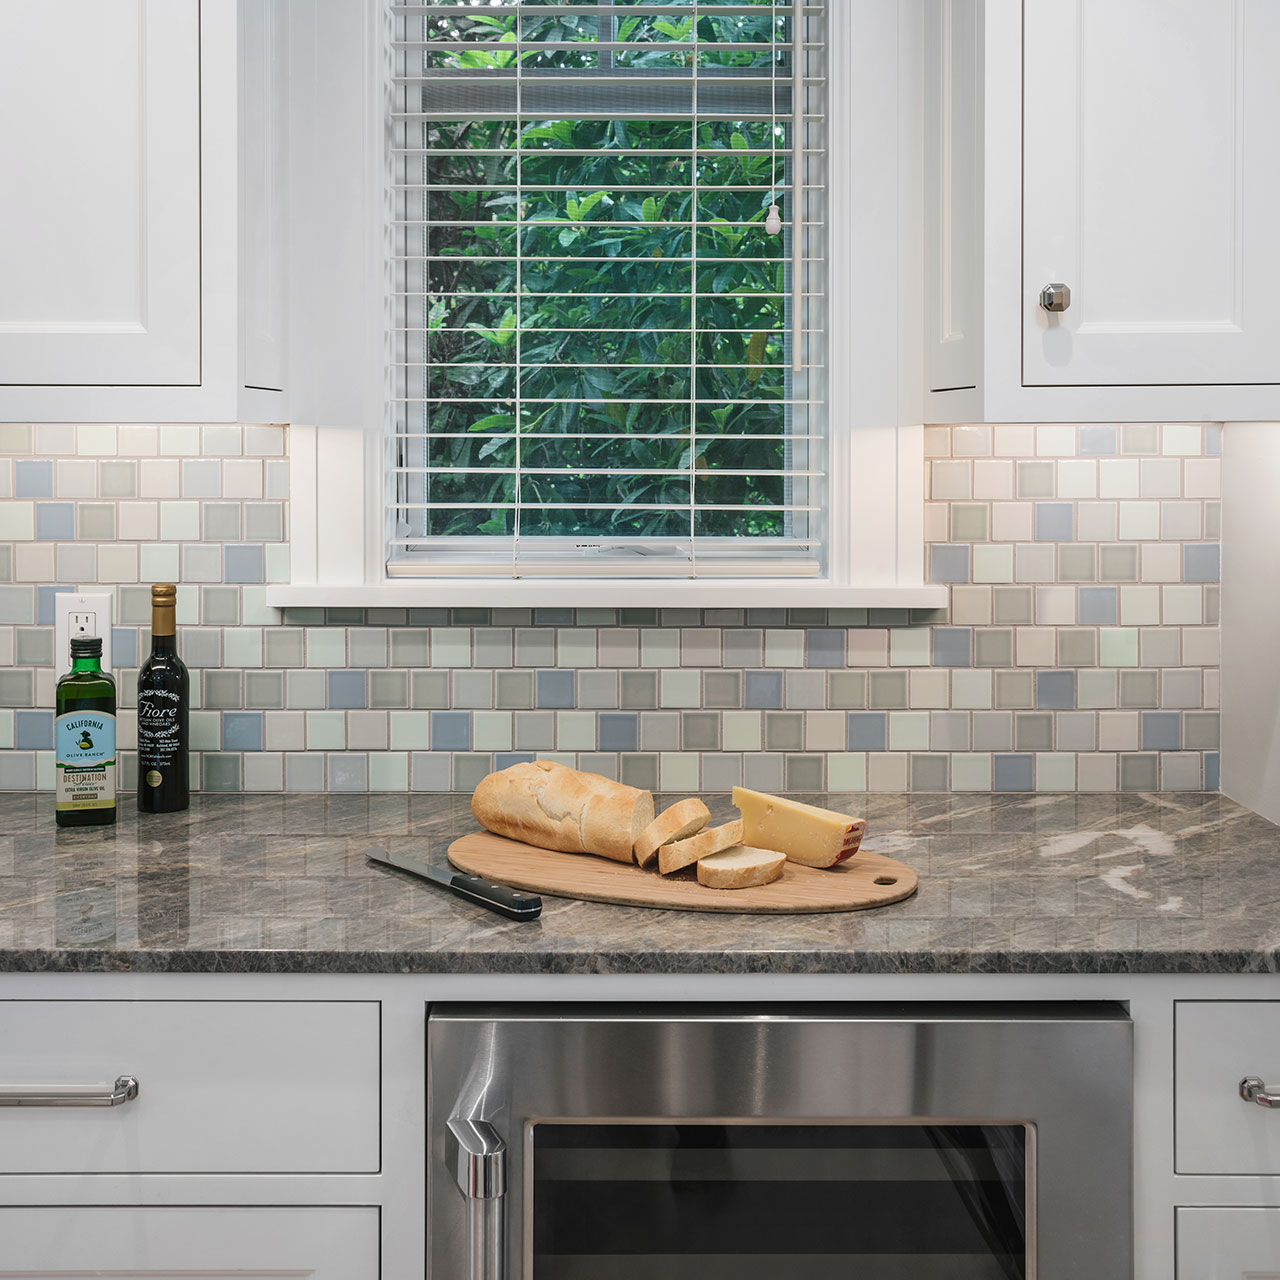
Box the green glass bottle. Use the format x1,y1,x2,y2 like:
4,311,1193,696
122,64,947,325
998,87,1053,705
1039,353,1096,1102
55,636,117,827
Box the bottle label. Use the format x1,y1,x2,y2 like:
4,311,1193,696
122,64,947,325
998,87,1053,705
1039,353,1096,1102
138,689,183,780
55,712,116,811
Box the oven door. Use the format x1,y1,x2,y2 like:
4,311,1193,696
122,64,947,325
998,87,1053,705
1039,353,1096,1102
428,1003,1131,1280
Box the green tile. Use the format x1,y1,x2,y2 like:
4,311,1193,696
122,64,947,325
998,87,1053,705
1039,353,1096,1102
619,753,659,789
868,671,909,709
995,671,1034,709
201,586,241,625
951,752,992,791
473,711,514,751
1058,545,1097,582
369,753,409,792
974,630,1013,668
785,755,826,791
264,628,304,667
1122,423,1159,454
828,671,867,709
411,670,450,708
1099,628,1139,667
910,754,949,791
722,711,762,751
888,711,929,751
203,671,243,710
703,670,742,708
390,710,431,750
306,711,346,749
77,503,115,540
370,670,409,708
1014,712,1053,751
1119,670,1159,708
620,670,658,709
659,752,701,791
682,711,721,750
99,460,137,498
660,669,701,708
1120,753,1158,790
495,670,534,709
1057,629,1098,667
390,629,431,666
245,672,284,709
950,504,990,541
1099,545,1139,582
992,587,1033,626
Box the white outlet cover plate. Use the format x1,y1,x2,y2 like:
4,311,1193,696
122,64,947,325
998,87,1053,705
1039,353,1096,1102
54,592,114,677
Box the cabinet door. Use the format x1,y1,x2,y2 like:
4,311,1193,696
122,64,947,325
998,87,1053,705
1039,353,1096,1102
1023,0,1280,387
1178,1207,1280,1278
0,0,200,386
0,1207,379,1277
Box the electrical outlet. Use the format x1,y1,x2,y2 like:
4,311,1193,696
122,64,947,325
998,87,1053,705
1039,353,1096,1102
54,592,113,678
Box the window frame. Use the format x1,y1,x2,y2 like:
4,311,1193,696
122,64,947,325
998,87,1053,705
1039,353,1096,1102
269,0,945,611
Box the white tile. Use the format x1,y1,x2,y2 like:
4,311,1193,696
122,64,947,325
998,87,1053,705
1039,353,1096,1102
951,424,992,457
265,459,289,499
950,670,993,709
117,501,159,541
1077,501,1118,542
1183,458,1220,498
182,459,222,498
1160,501,1201,541
1057,459,1097,498
36,425,76,455
176,584,199,625
888,627,930,666
993,423,1036,457
1015,626,1056,666
139,458,181,499
1162,423,1203,456
930,460,971,499
1120,585,1161,626
1098,711,1139,751
76,424,117,455
222,459,264,499
1139,542,1181,583
160,425,201,456
140,543,180,583
1035,585,1076,625
202,425,243,456
990,503,1032,543
0,502,33,540
972,544,1015,583
244,424,286,457
1118,501,1160,541
1140,457,1181,498
1036,424,1076,456
1098,458,1140,498
1014,543,1055,583
923,425,952,457
972,459,1014,500
55,459,97,498
117,425,159,456
15,542,54,582
97,543,139,584
160,501,201,541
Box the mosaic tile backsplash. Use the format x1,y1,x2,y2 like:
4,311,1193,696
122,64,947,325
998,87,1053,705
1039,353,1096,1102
0,421,1220,793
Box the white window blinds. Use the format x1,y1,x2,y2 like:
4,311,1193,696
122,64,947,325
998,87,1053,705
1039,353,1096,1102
387,0,828,579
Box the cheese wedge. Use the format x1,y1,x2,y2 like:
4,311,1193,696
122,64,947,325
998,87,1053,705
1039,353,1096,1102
731,786,866,868
634,798,711,868
658,819,744,876
697,845,786,890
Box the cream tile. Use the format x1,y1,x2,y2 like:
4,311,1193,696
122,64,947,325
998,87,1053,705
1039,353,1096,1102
1162,585,1203,625
972,459,1014,500
1162,423,1203,456
222,459,264,499
659,753,701,790
1139,543,1181,583
847,629,888,666
36,425,76,454
98,543,139,584
0,502,34,540
1015,626,1056,667
972,544,1014,583
1035,585,1076,625
1014,543,1055,583
951,424,992,457
1183,458,1220,498
76,424,117,455
56,459,97,499
1118,502,1160,541
1098,711,1139,751
139,458,181,499
117,501,159,541
909,669,950,709
827,753,867,791
1161,501,1201,541
1077,501,1118,542
1057,459,1097,498
140,543,180,583
867,752,910,791
15,542,54,582
923,503,949,542
931,459,971,499
1036,424,1076,456
244,424,287,457
923,425,952,457
993,423,1036,457
1204,668,1220,709
159,425,201,455
950,670,992,709
118,425,159,456
1182,627,1219,666
949,585,992,626
1098,459,1140,499
1120,585,1161,626
990,503,1032,543
160,501,200,541
1077,753,1117,791
888,627,930,667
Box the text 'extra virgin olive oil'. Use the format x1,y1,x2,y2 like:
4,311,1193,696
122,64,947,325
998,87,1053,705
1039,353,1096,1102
137,583,189,813
55,636,117,827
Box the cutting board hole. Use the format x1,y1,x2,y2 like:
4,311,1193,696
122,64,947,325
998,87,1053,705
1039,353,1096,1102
874,876,897,886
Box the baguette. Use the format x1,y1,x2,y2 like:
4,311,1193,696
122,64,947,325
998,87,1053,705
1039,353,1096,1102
634,798,711,869
471,760,654,863
697,845,786,890
658,819,744,876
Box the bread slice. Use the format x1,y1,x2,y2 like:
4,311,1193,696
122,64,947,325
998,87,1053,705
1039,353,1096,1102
658,819,744,876
697,845,786,890
634,798,711,868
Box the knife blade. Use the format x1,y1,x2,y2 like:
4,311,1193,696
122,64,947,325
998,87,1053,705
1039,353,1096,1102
367,847,542,921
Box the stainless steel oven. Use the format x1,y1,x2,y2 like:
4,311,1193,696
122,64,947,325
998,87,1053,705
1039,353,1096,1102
428,1004,1132,1279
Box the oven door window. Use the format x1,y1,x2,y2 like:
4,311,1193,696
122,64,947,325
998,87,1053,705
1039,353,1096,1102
531,1123,1029,1279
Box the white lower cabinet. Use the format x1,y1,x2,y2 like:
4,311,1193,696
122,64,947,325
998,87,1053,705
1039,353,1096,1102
0,1206,379,1275
1178,1207,1280,1278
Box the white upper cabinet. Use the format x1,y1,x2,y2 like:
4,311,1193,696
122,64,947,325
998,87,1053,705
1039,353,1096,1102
925,0,1280,422
0,0,288,422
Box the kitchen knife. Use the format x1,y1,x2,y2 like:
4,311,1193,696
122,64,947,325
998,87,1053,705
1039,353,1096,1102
367,847,542,921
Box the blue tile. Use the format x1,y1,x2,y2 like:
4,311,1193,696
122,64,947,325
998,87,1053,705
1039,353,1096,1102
1142,711,1181,751
15,709,53,750
993,753,1034,792
1078,586,1118,625
744,670,784,709
1205,752,1220,790
112,627,138,669
1036,670,1076,710
929,544,971,584
431,710,471,750
222,711,264,751
1078,425,1117,457
34,585,70,625
536,669,575,708
495,752,536,771
847,712,887,751
932,627,972,667
1034,503,1074,541
224,544,265,585
14,459,53,498
1205,425,1222,457
327,669,368,709
35,503,74,541
805,629,846,668
598,712,639,751
1183,544,1220,583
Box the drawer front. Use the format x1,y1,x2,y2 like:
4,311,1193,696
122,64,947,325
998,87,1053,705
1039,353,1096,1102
1176,1000,1280,1175
0,1000,379,1174
1178,1207,1280,1278
0,1206,378,1277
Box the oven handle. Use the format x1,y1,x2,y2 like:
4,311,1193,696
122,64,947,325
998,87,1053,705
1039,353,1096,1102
447,1116,507,1280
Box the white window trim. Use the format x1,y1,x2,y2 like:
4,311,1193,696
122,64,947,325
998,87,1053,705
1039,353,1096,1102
267,0,945,611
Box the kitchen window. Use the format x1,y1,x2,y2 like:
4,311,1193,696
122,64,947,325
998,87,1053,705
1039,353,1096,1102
273,1,939,609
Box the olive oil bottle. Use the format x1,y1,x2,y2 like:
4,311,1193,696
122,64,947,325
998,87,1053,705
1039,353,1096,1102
55,636,117,827
137,583,189,813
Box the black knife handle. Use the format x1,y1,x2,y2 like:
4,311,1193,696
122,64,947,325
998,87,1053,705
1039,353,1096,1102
447,871,542,921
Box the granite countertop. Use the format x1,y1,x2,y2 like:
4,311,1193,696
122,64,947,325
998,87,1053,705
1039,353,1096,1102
1,790,1278,975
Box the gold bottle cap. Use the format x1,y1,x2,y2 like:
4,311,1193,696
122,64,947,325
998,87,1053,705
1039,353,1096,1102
151,583,177,602
151,583,177,636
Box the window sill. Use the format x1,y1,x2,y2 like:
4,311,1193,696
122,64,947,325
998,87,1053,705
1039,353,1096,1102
265,580,949,610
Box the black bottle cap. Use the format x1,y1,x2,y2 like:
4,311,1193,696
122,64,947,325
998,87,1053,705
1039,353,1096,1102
70,636,103,657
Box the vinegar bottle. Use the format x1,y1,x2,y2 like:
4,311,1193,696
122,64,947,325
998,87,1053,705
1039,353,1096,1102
137,583,190,813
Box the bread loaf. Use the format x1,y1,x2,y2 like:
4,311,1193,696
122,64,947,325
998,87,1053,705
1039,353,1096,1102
696,845,786,889
634,798,711,868
471,760,654,863
657,819,744,876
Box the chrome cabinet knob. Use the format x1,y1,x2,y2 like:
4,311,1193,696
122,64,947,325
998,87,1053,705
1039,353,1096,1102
1241,1076,1280,1108
1040,282,1071,312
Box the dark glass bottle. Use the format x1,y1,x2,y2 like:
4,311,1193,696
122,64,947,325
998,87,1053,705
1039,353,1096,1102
137,583,189,813
55,636,117,827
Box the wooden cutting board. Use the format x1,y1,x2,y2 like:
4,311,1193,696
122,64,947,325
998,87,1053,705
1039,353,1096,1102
447,832,918,915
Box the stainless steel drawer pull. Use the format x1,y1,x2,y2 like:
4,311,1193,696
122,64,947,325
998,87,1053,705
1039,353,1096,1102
0,1075,139,1107
447,1116,506,1280
1240,1076,1280,1108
